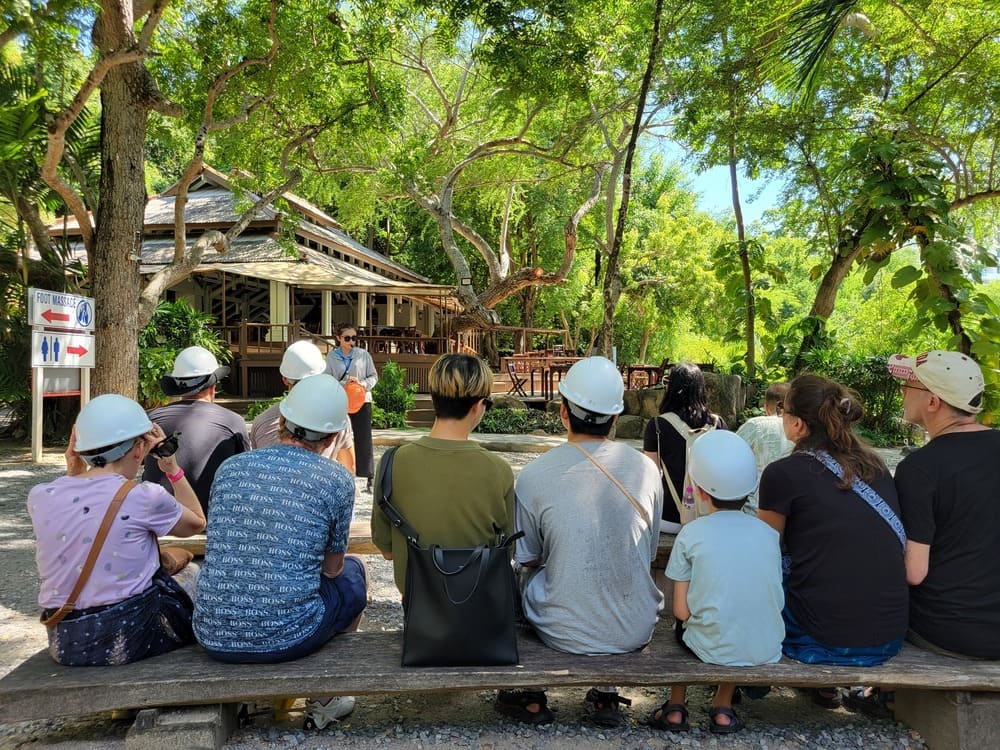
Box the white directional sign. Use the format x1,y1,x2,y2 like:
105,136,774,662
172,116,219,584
27,287,95,331
31,330,95,368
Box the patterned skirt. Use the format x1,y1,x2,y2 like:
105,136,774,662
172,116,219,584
44,569,195,666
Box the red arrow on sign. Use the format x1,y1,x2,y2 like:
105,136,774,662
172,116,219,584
66,345,89,356
41,309,71,323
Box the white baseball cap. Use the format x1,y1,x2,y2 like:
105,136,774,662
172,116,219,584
887,351,985,414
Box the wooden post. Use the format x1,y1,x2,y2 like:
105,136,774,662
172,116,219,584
239,320,249,399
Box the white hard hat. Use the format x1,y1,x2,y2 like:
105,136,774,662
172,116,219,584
279,373,349,439
687,430,759,501
74,394,153,465
557,356,624,421
161,346,230,396
280,340,327,381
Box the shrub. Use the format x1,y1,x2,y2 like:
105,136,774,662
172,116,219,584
138,300,230,408
477,407,564,435
246,395,281,421
372,361,416,427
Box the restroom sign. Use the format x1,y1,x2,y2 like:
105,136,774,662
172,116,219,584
31,330,95,368
28,288,95,331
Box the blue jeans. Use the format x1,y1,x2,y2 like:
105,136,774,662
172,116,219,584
782,607,902,667
204,557,367,664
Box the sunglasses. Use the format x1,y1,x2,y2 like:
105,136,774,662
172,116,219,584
340,335,357,341
483,398,494,411
900,383,929,393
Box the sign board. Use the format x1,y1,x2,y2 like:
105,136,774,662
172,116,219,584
27,287,95,331
30,330,95,368
42,368,82,394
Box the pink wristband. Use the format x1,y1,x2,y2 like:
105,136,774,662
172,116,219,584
166,468,185,483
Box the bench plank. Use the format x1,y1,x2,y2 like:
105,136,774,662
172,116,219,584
4,625,1000,723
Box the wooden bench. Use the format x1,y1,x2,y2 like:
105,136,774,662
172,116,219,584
2,623,999,749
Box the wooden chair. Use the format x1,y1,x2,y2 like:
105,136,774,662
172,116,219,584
506,361,528,397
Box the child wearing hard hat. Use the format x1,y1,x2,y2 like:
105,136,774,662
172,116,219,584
648,430,784,735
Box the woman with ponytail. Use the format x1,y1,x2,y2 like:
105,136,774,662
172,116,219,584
757,374,907,687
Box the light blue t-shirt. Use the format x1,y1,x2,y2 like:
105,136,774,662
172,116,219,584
193,444,355,654
666,511,784,666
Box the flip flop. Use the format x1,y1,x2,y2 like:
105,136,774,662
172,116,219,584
647,702,689,732
708,705,745,734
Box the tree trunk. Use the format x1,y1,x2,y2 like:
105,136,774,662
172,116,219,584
728,135,754,379
91,61,148,398
596,0,664,357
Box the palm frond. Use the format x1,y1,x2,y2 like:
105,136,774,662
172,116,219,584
774,0,860,99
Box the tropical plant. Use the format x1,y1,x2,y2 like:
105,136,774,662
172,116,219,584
138,300,230,407
371,361,417,428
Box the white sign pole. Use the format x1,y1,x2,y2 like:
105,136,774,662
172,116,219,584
31,368,43,463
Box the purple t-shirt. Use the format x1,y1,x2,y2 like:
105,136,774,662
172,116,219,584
28,474,183,609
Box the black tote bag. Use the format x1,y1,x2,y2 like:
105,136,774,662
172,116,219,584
376,446,522,667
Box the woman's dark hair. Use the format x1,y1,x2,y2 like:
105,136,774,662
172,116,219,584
336,322,357,337
659,362,711,428
784,373,886,486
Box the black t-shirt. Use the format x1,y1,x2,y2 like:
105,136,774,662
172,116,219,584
143,400,251,514
759,452,907,647
642,413,727,523
895,430,1000,658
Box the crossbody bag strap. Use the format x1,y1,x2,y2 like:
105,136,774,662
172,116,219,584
375,445,421,544
41,479,138,628
805,450,906,551
569,442,652,530
655,414,684,515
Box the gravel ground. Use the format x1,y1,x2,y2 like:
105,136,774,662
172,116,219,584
0,439,926,749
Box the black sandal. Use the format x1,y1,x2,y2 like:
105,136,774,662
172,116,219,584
647,702,689,732
495,689,554,725
708,705,745,734
584,688,631,728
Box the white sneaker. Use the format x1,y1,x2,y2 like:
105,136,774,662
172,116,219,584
304,696,356,729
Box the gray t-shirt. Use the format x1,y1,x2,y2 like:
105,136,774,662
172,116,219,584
514,440,664,655
666,511,784,666
249,401,354,461
144,399,251,514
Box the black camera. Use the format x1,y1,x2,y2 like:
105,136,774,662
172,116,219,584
150,431,182,459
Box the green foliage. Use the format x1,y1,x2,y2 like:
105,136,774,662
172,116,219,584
138,301,230,408
477,407,564,435
372,361,417,426
0,307,30,409
793,349,907,441
246,395,281,421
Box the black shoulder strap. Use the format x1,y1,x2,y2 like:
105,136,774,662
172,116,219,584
375,445,420,544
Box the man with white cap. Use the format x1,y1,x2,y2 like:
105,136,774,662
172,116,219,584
144,346,250,513
887,350,1000,660
497,356,663,728
250,340,356,473
194,374,367,728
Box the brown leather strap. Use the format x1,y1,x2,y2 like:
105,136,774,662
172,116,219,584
569,442,652,530
41,479,138,628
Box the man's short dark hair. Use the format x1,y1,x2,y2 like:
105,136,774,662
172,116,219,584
565,399,615,437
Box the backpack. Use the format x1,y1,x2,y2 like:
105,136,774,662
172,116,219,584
653,412,717,524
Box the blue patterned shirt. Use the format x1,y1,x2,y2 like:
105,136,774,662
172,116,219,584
193,444,355,654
